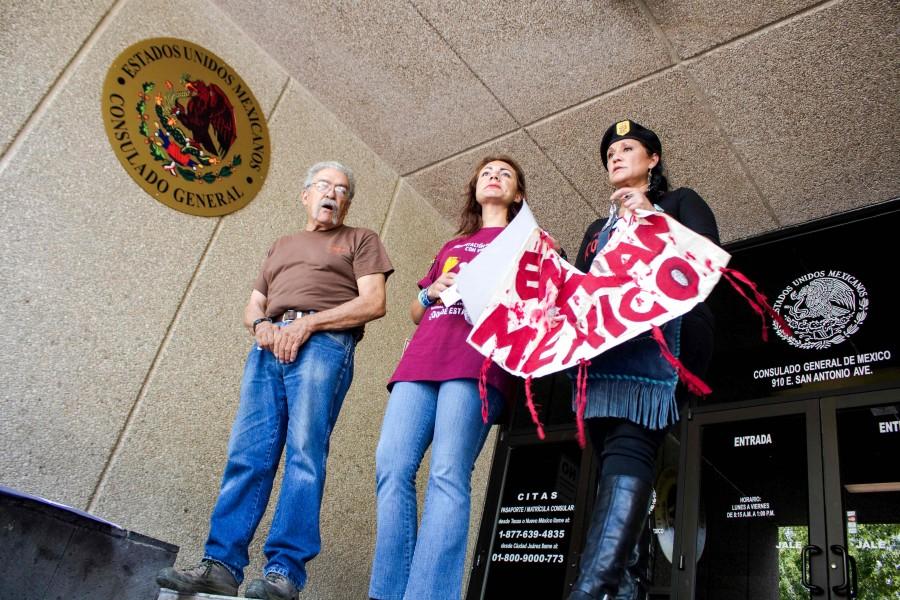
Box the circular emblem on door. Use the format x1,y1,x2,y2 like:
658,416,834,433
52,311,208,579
653,467,706,563
772,270,868,350
101,38,270,216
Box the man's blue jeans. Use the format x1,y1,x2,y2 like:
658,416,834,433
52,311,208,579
203,329,356,590
369,379,502,600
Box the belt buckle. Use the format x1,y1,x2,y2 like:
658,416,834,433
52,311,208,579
283,309,299,322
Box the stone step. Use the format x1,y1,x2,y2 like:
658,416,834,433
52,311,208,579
157,589,240,600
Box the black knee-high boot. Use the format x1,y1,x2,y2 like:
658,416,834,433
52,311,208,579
615,522,651,600
568,475,653,600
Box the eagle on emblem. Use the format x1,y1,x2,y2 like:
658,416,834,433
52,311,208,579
170,76,237,158
788,278,855,322
774,272,867,350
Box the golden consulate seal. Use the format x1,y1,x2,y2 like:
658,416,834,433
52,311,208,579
102,38,270,216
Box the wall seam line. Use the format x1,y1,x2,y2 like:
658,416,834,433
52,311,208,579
680,68,782,227
400,129,523,177
85,216,225,512
521,128,595,215
678,0,840,63
401,59,684,179
268,77,292,121
0,0,127,177
401,0,840,181
632,0,784,227
632,0,681,65
212,0,292,93
405,0,520,128
378,176,404,240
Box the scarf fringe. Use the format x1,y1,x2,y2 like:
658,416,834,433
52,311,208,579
720,267,793,342
582,378,679,430
575,359,590,448
651,325,712,397
479,353,493,424
524,376,545,440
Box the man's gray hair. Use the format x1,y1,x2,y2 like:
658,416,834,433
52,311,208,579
303,161,356,199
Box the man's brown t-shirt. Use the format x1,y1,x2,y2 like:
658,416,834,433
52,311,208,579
253,225,393,319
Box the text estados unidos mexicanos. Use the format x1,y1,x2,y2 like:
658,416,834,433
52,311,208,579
106,42,268,212
754,350,892,388
776,270,864,299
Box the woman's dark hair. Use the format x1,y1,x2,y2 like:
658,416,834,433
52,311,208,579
648,158,670,203
636,141,669,203
457,155,526,236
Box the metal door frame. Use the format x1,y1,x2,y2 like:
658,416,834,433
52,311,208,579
819,388,898,599
672,398,830,599
468,387,898,599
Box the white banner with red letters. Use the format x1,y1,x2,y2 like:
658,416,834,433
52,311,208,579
465,209,731,378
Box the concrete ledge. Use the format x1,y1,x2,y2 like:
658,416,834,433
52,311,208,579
0,486,177,600
157,589,239,600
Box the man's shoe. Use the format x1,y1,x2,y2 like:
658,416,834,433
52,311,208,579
244,572,299,600
156,559,239,596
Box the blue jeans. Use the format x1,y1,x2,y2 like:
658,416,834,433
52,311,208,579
203,329,356,590
369,379,503,600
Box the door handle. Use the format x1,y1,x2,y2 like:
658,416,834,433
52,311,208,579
801,545,825,595
831,544,852,595
848,553,858,599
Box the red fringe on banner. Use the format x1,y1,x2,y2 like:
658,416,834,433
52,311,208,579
720,267,793,342
479,353,493,424
524,376,545,440
651,325,712,397
574,359,590,448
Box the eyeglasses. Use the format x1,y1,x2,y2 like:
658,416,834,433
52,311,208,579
310,179,350,198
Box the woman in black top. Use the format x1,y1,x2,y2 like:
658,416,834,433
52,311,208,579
568,120,719,600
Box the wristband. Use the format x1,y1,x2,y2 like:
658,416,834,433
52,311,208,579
252,317,273,333
418,287,435,308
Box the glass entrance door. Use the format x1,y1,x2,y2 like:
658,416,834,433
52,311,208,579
822,390,900,600
675,390,900,599
673,400,828,599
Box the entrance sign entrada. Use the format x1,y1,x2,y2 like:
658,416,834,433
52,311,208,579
102,38,270,216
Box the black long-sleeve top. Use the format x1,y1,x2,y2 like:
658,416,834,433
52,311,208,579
574,187,720,329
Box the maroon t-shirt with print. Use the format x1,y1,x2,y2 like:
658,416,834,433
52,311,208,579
389,227,513,397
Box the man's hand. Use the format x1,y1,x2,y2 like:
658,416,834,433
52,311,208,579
273,318,314,363
254,320,276,351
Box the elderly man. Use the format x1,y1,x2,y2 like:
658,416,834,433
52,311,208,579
157,161,393,600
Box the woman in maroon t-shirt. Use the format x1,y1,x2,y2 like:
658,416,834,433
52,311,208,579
369,156,526,600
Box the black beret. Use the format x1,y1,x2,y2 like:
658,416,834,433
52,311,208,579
599,119,662,170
